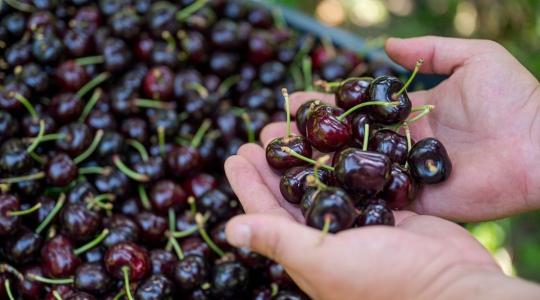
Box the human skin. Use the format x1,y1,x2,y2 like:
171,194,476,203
223,36,540,299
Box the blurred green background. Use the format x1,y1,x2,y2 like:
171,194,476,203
273,0,540,282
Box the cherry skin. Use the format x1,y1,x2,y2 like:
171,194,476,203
55,60,88,92
351,113,376,147
408,138,452,184
61,204,101,241
46,153,78,187
104,241,150,280
211,260,250,298
132,156,165,182
49,93,84,124
265,136,312,172
181,237,212,260
56,123,93,157
183,173,218,198
0,139,33,175
368,76,412,125
166,146,202,177
20,265,45,299
382,164,418,210
143,66,174,101
136,274,173,300
149,180,187,213
173,255,209,290
41,235,81,277
74,263,112,295
279,166,333,204
150,249,177,277
3,227,43,264
135,212,167,244
295,100,321,136
368,129,409,165
357,199,395,226
335,78,372,110
0,194,21,235
305,187,356,233
334,148,392,200
305,104,352,153
300,188,318,217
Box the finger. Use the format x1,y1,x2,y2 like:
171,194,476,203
385,36,503,75
260,122,300,148
237,143,304,221
224,155,292,219
289,91,334,115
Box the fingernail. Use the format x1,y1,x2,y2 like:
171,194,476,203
226,223,251,247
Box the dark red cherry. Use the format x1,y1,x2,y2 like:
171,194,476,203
149,180,187,213
211,19,241,49
95,131,123,159
350,113,377,147
41,235,81,277
61,204,101,241
67,181,97,204
265,136,312,172
280,166,333,204
147,1,178,37
3,227,42,264
334,148,392,199
368,129,408,165
300,188,318,216
247,6,273,28
72,6,101,34
305,105,351,153
0,139,32,175
181,237,211,260
382,164,418,210
0,81,30,111
295,99,321,136
173,255,208,290
46,153,78,187
104,241,150,280
211,260,249,298
209,52,239,77
320,55,352,82
210,221,233,252
121,117,148,143
183,173,218,198
55,60,89,92
103,215,140,247
32,33,63,64
86,110,117,131
21,63,50,93
49,93,84,124
407,138,452,184
102,38,132,73
0,194,21,235
22,114,56,137
149,249,177,277
109,8,142,40
134,33,155,61
248,31,275,64
335,78,372,110
198,189,234,224
132,156,165,182
20,265,44,299
143,66,174,101
135,212,167,243
166,146,202,178
357,199,395,226
368,76,412,125
268,262,294,287
74,263,112,295
63,29,94,57
239,88,275,112
305,187,356,233
260,61,286,86
56,123,93,157
136,274,173,300
65,291,97,300
180,30,207,64
94,169,130,197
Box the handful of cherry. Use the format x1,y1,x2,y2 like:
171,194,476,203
266,62,452,234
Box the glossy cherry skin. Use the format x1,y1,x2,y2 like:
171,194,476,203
211,260,250,298
0,194,20,235
44,285,73,300
305,187,356,233
41,235,81,277
368,76,412,125
0,139,32,175
265,136,312,172
3,227,42,264
55,60,88,92
135,212,167,244
103,215,140,248
61,204,101,241
149,180,187,213
46,153,78,187
143,66,174,100
20,265,45,299
357,199,395,226
335,78,372,110
94,169,130,197
280,166,333,204
173,255,209,290
368,129,409,165
408,138,452,184
183,173,218,198
198,189,234,224
350,113,376,147
295,100,321,136
136,274,173,300
74,263,112,295
248,31,275,64
49,93,84,124
104,241,150,280
305,105,351,153
56,123,93,157
133,156,165,182
334,148,392,199
166,146,202,177
150,249,177,277
65,291,97,300
382,164,418,210
181,237,211,260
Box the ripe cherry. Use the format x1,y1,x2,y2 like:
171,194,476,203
279,166,333,204
382,164,418,210
149,180,187,213
211,260,250,298
295,100,321,136
305,187,356,233
368,129,409,165
104,242,150,299
143,66,174,101
408,138,452,184
41,235,81,277
357,199,395,226
335,77,372,110
173,255,208,290
55,60,89,92
305,104,351,153
46,153,78,187
136,274,173,300
0,194,21,235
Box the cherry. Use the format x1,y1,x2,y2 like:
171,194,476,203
179,30,207,64
197,189,234,224
46,153,78,187
335,78,372,110
0,81,31,112
407,138,452,184
305,187,356,233
211,19,242,49
209,51,239,77
183,173,218,198
248,31,275,64
211,260,249,298
247,5,273,29
132,156,165,182
72,5,101,34
86,110,117,131
94,169,130,197
74,263,112,295
104,241,150,280
55,60,89,92
320,55,352,82
135,212,167,243
280,166,333,204
63,29,94,57
121,117,148,143
239,87,276,112
151,41,181,69
368,129,409,165
357,199,395,226
295,99,321,136
0,139,33,175
134,33,155,61
32,33,63,64
143,66,174,101
41,235,81,277
136,274,173,300
0,111,18,142
3,227,42,264
44,285,73,300
49,93,84,124
103,215,140,248
149,180,187,213
56,123,93,157
61,204,101,241
5,42,32,68
21,63,50,93
210,221,233,252
109,7,142,40
96,131,124,159
20,265,45,299
166,146,202,177
149,249,177,277
173,255,208,290
260,61,286,86
382,164,418,210
102,37,132,73
0,194,21,236
305,104,351,153
147,1,178,37
181,237,211,260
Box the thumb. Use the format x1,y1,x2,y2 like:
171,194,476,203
225,214,327,268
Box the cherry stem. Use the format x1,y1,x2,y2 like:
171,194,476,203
26,119,45,153
318,214,333,244
27,274,74,285
191,119,212,148
14,93,38,119
293,36,315,65
168,208,176,233
75,55,104,66
113,290,126,300
170,224,199,239
36,193,65,234
29,151,45,164
4,0,35,13
86,193,115,210
138,185,152,210
122,266,134,300
393,59,424,98
337,101,400,122
112,155,150,182
188,196,197,215
241,113,255,143
74,129,104,164
76,72,109,99
176,0,208,21
127,139,149,162
302,57,313,91
281,147,335,171
186,82,209,98
74,228,110,255
8,202,42,217
134,98,174,110
0,171,44,184
403,123,412,169
52,291,63,300
4,279,14,300
404,105,435,125
271,282,279,297
281,88,292,137
362,123,370,151
195,213,225,257
157,126,166,156
314,155,330,190
28,133,65,143
272,7,286,28
167,208,185,260
79,166,107,175
315,77,374,93
78,89,102,123
161,31,176,50
217,75,241,96
0,264,23,282
290,65,303,90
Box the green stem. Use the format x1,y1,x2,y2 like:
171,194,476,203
78,89,102,123
33,133,65,143
171,225,198,239
113,290,126,300
0,264,23,282
29,151,45,164
362,123,370,152
271,283,279,297
411,104,433,113
282,88,292,137
14,93,37,119
122,266,134,300
26,120,45,153
302,57,313,91
86,193,115,210
4,279,15,300
74,229,110,255
241,113,255,143
76,72,109,99
188,196,197,215
403,123,412,169
186,82,209,98
177,0,208,21
134,99,174,110
168,234,185,260
53,291,63,300
7,202,41,217
36,193,65,234
337,101,400,122
293,36,315,65
404,105,435,125
112,155,149,182
313,156,329,190
168,208,176,233
161,31,176,50
79,166,106,175
393,59,424,98
0,172,44,184
281,147,334,171
217,75,241,96
195,213,225,257
158,126,165,156
138,185,152,210
290,65,303,90
318,214,333,244
272,7,286,28
191,119,211,148
127,139,149,162
4,0,35,13
75,55,104,66
74,129,103,164
28,274,73,285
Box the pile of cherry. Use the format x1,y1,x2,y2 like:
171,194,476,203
266,59,452,234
